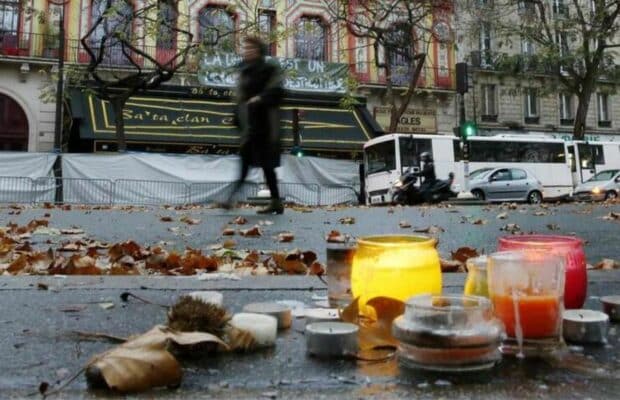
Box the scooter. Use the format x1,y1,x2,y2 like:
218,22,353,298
391,169,456,205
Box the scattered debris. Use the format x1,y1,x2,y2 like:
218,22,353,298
240,226,262,237
398,220,411,228
496,212,508,220
233,216,247,225
500,223,522,234
277,232,295,243
339,217,356,225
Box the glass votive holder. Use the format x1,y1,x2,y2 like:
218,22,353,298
498,235,587,309
392,294,504,372
488,250,566,358
326,243,356,308
464,255,489,298
351,235,441,318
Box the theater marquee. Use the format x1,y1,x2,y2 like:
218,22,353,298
373,107,437,134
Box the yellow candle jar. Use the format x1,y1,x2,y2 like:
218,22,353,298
351,235,442,318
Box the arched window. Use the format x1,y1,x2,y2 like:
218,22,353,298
295,16,326,61
386,23,414,86
90,0,133,65
156,0,177,50
199,6,235,53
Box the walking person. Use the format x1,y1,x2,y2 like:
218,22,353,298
225,35,285,214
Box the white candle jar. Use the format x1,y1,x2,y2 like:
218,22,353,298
393,295,504,372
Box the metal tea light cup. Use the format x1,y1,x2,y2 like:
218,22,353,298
488,250,566,358
326,243,356,308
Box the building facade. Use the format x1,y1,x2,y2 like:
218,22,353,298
0,0,459,156
455,0,620,142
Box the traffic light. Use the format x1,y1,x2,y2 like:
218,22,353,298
461,121,477,139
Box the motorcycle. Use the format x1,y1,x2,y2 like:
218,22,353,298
391,169,456,205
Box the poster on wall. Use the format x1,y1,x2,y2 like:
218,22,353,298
373,107,437,134
198,53,348,93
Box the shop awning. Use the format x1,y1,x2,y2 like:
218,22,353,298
70,86,380,152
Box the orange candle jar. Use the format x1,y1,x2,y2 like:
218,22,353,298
351,235,441,318
488,251,565,357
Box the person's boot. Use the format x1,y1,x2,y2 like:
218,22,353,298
257,198,284,215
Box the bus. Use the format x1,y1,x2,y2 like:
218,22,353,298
363,133,618,204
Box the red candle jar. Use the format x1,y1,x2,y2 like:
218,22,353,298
498,235,587,309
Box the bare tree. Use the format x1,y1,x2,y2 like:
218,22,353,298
325,0,439,133
459,0,620,140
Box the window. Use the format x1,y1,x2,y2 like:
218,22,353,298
386,23,414,86
479,22,492,66
518,1,536,16
524,88,538,120
555,31,568,58
468,141,565,163
90,0,133,64
578,144,605,167
365,140,396,174
157,0,177,50
199,6,235,53
553,0,568,17
399,137,432,170
481,84,497,118
295,16,326,61
589,170,620,182
258,10,276,56
597,93,610,126
45,2,63,50
559,93,573,124
490,169,511,181
521,36,534,56
0,0,19,34
510,168,527,180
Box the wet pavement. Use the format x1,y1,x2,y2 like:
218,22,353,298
0,274,619,399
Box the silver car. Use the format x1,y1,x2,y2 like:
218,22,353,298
573,169,620,201
469,167,544,204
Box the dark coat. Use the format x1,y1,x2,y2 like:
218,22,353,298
235,59,285,169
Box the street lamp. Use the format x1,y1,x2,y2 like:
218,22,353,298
51,0,69,153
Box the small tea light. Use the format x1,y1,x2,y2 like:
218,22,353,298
230,313,278,348
306,322,359,358
242,302,292,330
600,296,620,322
563,310,609,344
187,291,224,306
304,308,341,325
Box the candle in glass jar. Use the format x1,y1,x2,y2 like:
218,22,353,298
492,293,561,338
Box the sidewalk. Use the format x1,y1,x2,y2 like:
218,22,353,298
1,273,619,399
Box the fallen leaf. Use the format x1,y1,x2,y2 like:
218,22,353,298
500,223,521,233
339,297,359,324
222,228,235,236
99,302,115,310
413,225,444,234
180,216,201,225
440,258,464,273
602,212,620,221
471,218,487,225
240,226,261,237
60,228,85,235
308,261,325,276
326,230,345,243
398,220,411,228
546,223,560,231
37,283,48,290
496,212,508,220
339,217,356,225
594,259,620,270
159,216,173,222
533,211,548,216
451,247,480,264
278,232,294,242
85,325,227,393
233,216,247,225
223,239,236,249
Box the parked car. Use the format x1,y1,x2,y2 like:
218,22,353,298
469,167,544,204
573,169,620,201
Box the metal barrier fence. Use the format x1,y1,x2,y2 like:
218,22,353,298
0,176,360,206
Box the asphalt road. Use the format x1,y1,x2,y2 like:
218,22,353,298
1,202,618,263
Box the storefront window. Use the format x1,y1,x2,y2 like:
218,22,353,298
295,16,326,61
199,6,235,53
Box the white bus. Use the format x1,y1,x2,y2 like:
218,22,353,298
363,133,618,204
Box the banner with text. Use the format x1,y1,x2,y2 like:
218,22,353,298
374,107,437,134
198,53,348,93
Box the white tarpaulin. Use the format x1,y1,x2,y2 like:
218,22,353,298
61,153,359,205
0,152,57,203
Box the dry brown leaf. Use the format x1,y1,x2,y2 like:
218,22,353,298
496,212,508,220
339,217,356,225
86,325,227,393
233,216,247,225
222,228,235,236
547,223,560,231
240,226,262,237
159,216,173,222
339,297,359,324
594,259,620,270
451,247,480,264
440,258,464,273
398,220,411,228
180,216,201,225
222,239,236,249
278,232,295,242
602,212,620,221
500,223,521,233
308,261,325,276
60,228,85,235
471,218,487,225
326,230,345,243
533,211,548,216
